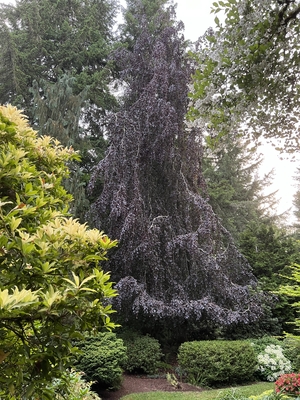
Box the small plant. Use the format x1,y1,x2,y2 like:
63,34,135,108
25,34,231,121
256,345,292,382
275,373,300,397
166,373,181,389
218,388,287,400
174,365,188,382
216,388,249,400
50,370,101,400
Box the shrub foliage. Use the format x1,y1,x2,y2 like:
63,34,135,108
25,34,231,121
122,335,163,375
73,332,127,390
0,105,118,398
282,337,300,373
49,370,101,400
275,373,300,397
178,340,257,386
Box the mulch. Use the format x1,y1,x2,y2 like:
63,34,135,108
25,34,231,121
95,374,205,400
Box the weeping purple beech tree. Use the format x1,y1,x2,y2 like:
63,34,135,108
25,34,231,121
88,2,266,338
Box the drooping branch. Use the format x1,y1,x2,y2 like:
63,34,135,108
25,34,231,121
89,9,267,336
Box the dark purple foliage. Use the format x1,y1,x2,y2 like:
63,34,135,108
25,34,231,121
88,13,265,331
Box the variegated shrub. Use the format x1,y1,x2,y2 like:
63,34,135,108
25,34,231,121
0,105,118,399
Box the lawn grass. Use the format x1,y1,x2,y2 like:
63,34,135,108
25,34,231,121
120,382,274,400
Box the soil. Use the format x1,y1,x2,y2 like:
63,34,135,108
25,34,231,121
95,374,204,400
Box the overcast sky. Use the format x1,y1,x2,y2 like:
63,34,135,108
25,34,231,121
0,0,298,221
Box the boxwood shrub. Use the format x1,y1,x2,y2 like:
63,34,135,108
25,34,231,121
177,340,257,386
122,335,163,374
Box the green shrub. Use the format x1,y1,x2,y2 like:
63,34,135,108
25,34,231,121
0,105,118,398
122,335,163,374
73,332,127,390
282,336,300,372
177,340,257,386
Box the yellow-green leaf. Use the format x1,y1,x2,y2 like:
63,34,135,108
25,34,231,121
9,216,22,231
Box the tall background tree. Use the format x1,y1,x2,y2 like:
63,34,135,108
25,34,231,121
119,0,173,48
202,133,297,336
88,0,267,342
30,74,90,217
0,0,118,218
239,222,300,335
0,0,117,123
189,0,300,153
203,134,278,241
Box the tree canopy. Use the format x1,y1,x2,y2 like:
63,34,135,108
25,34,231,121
0,105,117,398
88,1,267,340
189,0,300,153
119,0,174,49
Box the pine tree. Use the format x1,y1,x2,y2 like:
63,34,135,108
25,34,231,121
30,76,88,147
0,0,117,119
88,1,266,340
203,135,278,241
0,2,118,154
203,134,295,336
119,0,173,49
239,222,300,334
30,75,89,219
0,0,118,218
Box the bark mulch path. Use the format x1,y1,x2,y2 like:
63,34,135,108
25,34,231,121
95,374,204,400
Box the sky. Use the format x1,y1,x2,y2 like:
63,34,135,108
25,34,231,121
0,0,298,222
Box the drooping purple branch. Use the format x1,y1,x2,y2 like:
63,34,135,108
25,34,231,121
88,13,266,332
